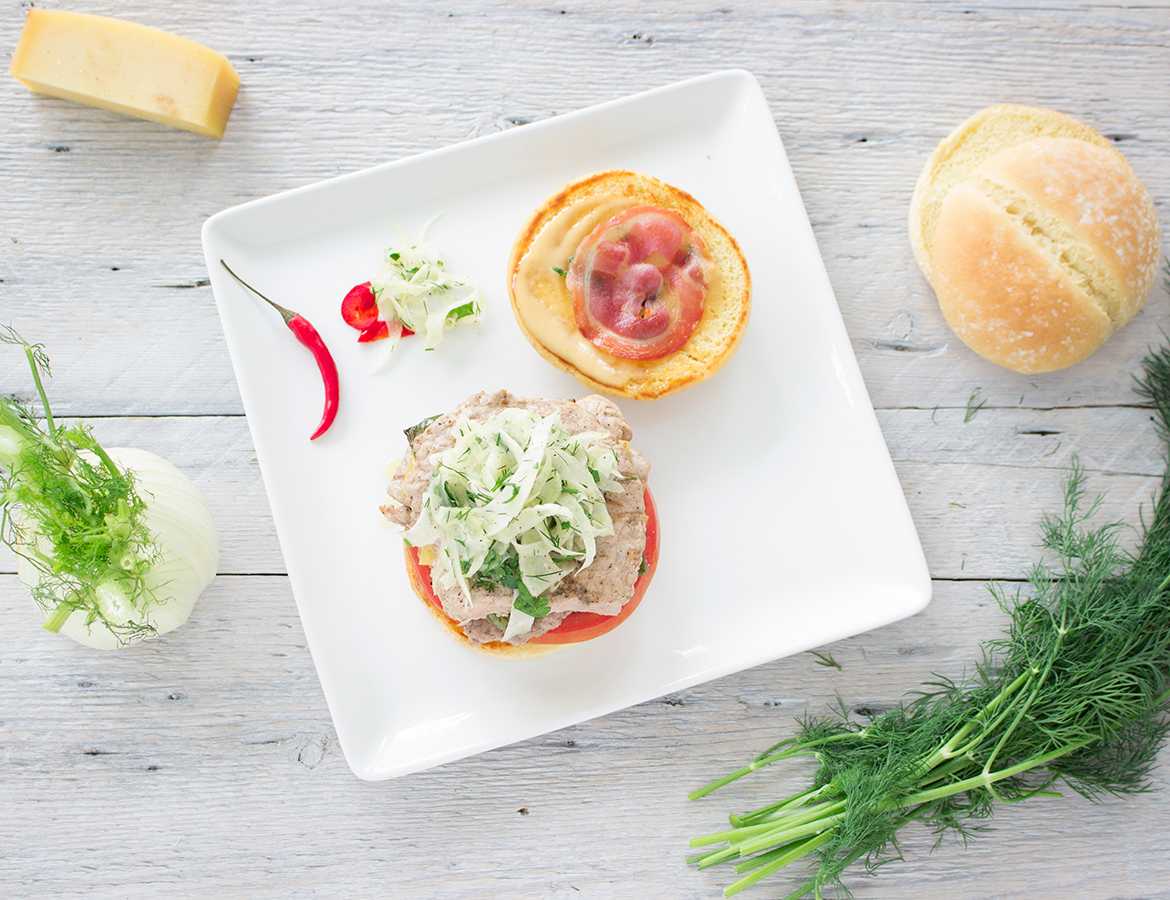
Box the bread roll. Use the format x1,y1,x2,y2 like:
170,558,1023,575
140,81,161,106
909,105,1161,374
508,170,751,400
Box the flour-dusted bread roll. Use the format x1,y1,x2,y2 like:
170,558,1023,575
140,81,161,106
909,105,1161,374
508,170,751,400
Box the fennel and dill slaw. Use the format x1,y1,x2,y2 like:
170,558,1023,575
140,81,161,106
403,407,627,638
389,395,652,645
363,223,485,370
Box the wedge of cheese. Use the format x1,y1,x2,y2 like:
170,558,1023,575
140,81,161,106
9,9,240,138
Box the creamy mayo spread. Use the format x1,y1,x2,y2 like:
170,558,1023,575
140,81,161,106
512,196,649,388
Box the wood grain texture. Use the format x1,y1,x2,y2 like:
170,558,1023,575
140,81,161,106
2,1,1170,898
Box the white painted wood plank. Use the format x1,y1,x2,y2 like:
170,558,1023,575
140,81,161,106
2,576,1167,899
0,405,1165,580
2,1,1168,414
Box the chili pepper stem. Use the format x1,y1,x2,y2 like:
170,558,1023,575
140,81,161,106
220,260,297,325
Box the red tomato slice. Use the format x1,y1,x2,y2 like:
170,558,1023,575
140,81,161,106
405,488,659,646
529,488,658,644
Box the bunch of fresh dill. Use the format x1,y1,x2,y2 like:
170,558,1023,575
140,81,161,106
688,344,1170,899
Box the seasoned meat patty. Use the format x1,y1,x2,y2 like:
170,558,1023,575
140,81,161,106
383,390,650,646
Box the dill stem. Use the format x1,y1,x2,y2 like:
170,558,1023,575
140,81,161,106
745,797,844,833
735,810,847,856
983,610,1067,778
723,833,833,897
914,752,986,788
691,820,794,848
692,801,839,848
692,797,845,849
731,784,834,826
902,736,1095,807
922,668,1033,771
687,748,800,800
688,733,864,800
690,843,742,869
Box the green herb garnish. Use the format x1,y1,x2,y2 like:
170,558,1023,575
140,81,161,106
688,343,1170,898
404,414,440,448
446,301,478,323
474,546,551,619
0,327,158,639
964,387,986,422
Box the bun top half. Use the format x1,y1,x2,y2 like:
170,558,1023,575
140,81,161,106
909,105,1161,374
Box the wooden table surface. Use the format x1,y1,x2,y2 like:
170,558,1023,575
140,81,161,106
3,2,1169,898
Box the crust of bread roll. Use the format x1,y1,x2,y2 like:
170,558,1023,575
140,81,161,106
403,544,563,659
909,106,1160,374
507,170,751,400
909,104,1115,287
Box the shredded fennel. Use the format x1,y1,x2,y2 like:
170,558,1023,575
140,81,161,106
369,222,484,369
404,408,626,618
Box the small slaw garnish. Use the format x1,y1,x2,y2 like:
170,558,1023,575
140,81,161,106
367,219,484,371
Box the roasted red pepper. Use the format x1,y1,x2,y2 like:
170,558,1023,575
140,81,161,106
221,260,339,441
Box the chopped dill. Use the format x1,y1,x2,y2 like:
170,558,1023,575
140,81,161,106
964,387,986,422
473,546,550,619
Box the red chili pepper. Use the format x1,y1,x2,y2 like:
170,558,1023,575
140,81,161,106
221,260,339,441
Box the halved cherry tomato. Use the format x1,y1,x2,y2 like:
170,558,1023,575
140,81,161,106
405,488,659,646
342,282,379,330
342,281,414,342
358,320,390,343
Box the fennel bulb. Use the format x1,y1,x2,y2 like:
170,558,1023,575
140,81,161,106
1,328,219,649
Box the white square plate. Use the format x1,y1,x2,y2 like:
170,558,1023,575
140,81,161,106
202,70,930,781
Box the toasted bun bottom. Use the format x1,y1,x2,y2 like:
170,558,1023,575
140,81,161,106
508,169,751,400
403,544,563,659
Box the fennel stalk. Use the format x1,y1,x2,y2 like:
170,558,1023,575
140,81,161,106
1,327,159,642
